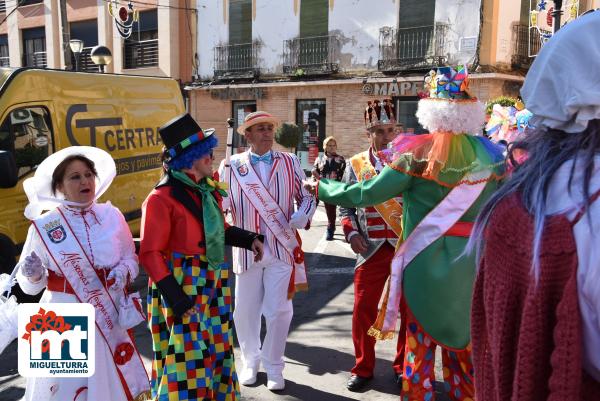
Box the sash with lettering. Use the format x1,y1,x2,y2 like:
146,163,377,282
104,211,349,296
231,156,308,298
32,208,150,401
351,152,403,237
369,169,491,340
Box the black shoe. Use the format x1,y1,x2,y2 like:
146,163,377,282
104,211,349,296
394,372,403,387
346,375,372,392
326,227,334,241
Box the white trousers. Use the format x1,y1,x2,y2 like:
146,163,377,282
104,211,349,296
233,249,293,376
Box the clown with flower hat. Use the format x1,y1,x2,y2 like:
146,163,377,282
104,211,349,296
139,113,265,401
306,65,505,400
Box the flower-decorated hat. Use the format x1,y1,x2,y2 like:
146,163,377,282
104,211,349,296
158,113,216,161
416,65,486,135
364,99,397,129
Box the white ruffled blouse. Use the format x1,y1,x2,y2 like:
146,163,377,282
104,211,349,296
16,202,138,295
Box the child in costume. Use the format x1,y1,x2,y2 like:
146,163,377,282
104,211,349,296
139,113,264,401
306,66,504,401
470,11,600,401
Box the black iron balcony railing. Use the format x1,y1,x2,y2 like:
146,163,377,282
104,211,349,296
213,42,260,80
0,56,9,67
378,24,448,72
23,51,47,68
71,47,100,72
283,34,340,76
123,39,158,69
511,24,551,67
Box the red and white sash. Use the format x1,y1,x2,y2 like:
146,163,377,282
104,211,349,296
376,170,491,337
231,156,308,291
32,207,149,401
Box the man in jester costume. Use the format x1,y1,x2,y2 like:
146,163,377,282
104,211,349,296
139,113,264,401
306,66,504,401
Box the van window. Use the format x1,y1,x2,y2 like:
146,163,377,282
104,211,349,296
0,106,54,178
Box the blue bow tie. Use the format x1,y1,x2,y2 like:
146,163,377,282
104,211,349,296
250,152,273,165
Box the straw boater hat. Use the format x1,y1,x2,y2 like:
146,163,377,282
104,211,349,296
23,146,116,219
236,111,280,135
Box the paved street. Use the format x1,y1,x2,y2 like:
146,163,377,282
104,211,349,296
0,205,410,401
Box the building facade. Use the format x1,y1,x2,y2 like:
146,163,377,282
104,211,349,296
0,0,195,82
188,0,599,170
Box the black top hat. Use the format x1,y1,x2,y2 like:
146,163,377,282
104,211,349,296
158,113,215,159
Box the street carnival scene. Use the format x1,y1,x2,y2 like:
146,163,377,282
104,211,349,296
0,0,600,400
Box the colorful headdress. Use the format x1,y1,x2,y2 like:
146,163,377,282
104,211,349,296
416,65,485,136
486,104,518,143
364,99,397,129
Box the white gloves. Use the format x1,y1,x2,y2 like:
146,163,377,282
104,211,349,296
20,251,44,282
107,264,129,291
289,211,309,230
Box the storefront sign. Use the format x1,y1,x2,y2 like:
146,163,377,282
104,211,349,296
362,81,423,97
210,87,267,100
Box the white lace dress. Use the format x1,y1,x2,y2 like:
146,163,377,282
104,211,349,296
16,202,146,401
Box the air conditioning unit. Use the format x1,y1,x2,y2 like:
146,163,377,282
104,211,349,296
11,108,33,125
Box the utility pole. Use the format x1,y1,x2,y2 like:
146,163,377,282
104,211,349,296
59,0,72,70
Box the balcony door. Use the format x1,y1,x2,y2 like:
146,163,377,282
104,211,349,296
22,27,46,68
398,0,436,62
70,19,99,72
123,10,158,69
228,0,252,73
299,0,328,68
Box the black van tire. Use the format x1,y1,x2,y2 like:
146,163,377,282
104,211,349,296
0,235,42,303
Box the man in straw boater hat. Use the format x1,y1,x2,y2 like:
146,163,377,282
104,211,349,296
336,99,406,392
217,111,316,391
306,66,505,400
139,113,265,401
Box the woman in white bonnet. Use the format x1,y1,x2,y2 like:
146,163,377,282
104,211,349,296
470,10,600,400
14,146,150,401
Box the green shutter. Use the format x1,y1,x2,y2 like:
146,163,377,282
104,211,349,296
399,0,436,27
300,0,328,38
520,0,531,25
229,0,252,44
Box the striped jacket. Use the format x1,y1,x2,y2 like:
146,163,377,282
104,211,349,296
340,150,400,268
218,150,316,273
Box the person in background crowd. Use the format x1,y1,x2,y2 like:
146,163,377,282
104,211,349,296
218,111,316,391
15,146,150,401
140,113,264,401
306,68,504,400
312,136,346,240
470,11,600,400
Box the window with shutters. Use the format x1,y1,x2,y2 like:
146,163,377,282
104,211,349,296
378,0,447,71
22,27,46,68
70,19,99,72
0,35,8,67
283,0,339,75
123,10,158,69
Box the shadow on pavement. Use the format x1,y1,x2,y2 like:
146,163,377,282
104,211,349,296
243,372,359,401
285,341,400,397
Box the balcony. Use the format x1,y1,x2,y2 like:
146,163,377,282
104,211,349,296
71,47,100,72
0,57,9,67
123,39,158,69
23,51,47,68
511,24,551,68
377,24,448,72
283,35,340,76
213,42,260,80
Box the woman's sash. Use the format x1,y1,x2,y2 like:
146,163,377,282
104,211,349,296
32,208,149,401
350,152,403,237
231,156,308,295
369,170,490,339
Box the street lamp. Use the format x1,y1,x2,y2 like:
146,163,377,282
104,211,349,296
552,0,564,34
69,39,84,72
90,45,113,73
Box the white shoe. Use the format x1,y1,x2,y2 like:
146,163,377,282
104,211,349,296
239,366,258,386
266,374,285,391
